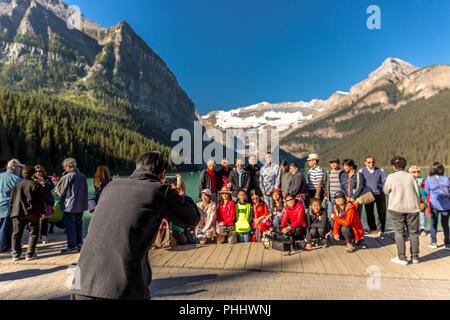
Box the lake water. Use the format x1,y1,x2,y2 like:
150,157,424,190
77,167,445,231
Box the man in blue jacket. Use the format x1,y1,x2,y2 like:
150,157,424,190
359,156,386,237
0,159,24,252
55,158,88,254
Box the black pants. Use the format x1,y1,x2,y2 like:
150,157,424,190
306,227,327,244
339,225,354,244
309,189,324,202
40,219,48,237
290,226,306,241
172,229,195,245
364,193,386,232
11,215,40,257
390,211,419,261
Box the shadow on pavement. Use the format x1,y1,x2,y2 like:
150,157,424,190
150,274,217,297
0,266,67,282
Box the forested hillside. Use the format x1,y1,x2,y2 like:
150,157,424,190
282,89,450,167
0,87,172,175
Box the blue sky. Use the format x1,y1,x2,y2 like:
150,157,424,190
70,0,450,114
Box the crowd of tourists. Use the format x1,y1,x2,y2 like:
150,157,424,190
1,151,449,299
188,153,450,264
0,158,112,260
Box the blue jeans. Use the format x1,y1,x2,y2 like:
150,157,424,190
327,198,335,222
419,210,426,231
430,208,449,246
272,217,282,228
263,195,272,213
63,212,84,249
0,216,12,252
236,232,249,242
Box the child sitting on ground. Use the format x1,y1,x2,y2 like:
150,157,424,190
305,198,330,250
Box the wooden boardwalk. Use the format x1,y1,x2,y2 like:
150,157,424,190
1,231,449,281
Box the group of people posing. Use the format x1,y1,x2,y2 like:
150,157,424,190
183,152,449,264
0,158,113,260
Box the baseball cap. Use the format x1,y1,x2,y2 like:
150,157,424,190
7,159,25,168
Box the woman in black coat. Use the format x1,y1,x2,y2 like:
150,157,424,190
34,165,55,244
10,166,45,261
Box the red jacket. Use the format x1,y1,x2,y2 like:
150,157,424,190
217,200,236,226
281,199,306,229
252,201,270,232
333,202,365,242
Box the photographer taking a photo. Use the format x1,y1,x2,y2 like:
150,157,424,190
70,151,201,300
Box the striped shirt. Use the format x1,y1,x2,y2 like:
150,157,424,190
308,165,324,191
328,170,342,198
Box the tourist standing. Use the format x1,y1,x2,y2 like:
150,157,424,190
10,166,45,261
306,153,325,201
55,158,88,254
280,160,292,197
216,158,232,190
324,158,344,224
199,159,218,203
340,159,366,217
409,166,428,236
259,152,281,212
70,151,200,300
359,156,387,236
425,162,450,250
195,189,217,245
93,165,112,205
235,189,253,243
331,191,365,253
229,158,251,202
383,156,421,265
288,163,309,206
245,155,261,192
34,165,55,244
0,159,24,253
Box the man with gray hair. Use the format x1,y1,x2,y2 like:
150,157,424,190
199,158,218,202
55,158,88,254
0,159,24,252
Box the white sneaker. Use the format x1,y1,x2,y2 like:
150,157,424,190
412,258,420,264
429,243,438,249
391,256,408,265
445,245,450,251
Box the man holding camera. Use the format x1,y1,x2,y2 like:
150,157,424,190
70,152,201,300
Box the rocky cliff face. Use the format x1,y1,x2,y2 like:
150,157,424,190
0,0,196,141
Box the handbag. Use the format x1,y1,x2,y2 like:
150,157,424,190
354,173,375,205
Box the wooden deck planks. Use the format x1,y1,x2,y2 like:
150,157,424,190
203,244,232,269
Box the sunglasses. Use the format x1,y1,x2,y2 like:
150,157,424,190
412,171,420,173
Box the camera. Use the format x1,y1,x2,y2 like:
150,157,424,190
165,176,179,185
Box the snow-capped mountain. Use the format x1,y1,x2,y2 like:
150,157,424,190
199,91,349,133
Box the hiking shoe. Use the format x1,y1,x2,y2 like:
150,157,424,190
346,245,355,253
412,258,420,264
26,254,37,261
419,230,427,237
429,243,438,249
61,247,79,254
391,256,408,265
12,256,20,262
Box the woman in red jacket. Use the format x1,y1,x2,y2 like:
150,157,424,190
250,189,271,242
281,193,307,245
331,191,365,252
216,187,236,244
